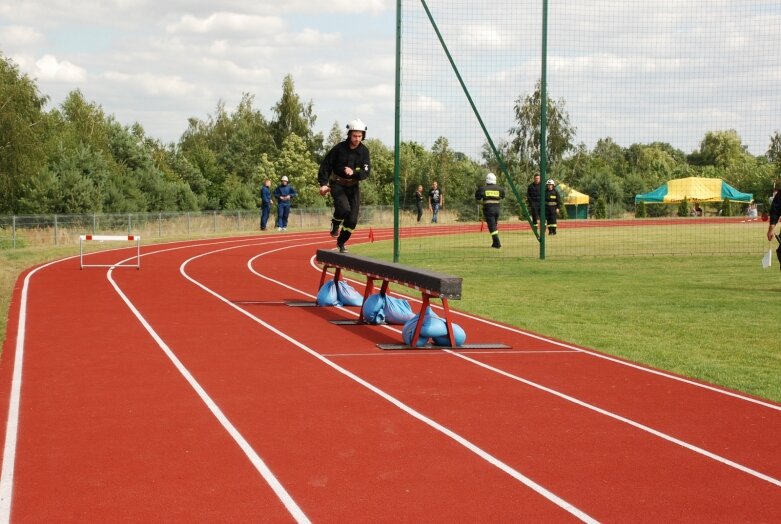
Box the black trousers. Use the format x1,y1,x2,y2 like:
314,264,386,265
331,183,361,230
484,205,500,233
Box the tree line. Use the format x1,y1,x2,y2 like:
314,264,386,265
2,54,780,219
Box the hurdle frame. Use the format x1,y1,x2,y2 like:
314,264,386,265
79,235,141,270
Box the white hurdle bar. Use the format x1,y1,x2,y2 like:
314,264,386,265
79,235,141,270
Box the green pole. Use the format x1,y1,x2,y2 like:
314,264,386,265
393,0,402,262
419,0,537,240
539,0,549,260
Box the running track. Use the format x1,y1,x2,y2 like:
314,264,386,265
0,229,779,522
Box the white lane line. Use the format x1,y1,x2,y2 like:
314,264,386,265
106,267,311,524
0,236,323,524
0,257,79,523
176,241,598,523
300,248,781,487
306,254,781,413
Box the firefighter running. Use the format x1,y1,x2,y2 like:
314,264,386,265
318,119,372,253
475,172,506,249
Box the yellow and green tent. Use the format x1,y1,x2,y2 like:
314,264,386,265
557,182,590,219
634,177,752,204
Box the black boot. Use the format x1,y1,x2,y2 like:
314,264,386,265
336,229,352,253
491,235,501,249
329,218,341,238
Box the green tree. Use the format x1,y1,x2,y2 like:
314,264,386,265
691,130,750,168
270,74,322,157
274,134,322,207
767,131,781,183
0,54,50,213
509,79,576,174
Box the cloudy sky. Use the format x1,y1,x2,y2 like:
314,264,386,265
2,1,780,157
0,0,397,145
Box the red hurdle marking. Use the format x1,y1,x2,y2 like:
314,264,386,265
79,235,142,270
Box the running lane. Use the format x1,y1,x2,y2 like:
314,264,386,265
1,232,779,522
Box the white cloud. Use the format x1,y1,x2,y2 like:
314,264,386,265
165,12,285,36
34,54,86,83
104,71,196,97
0,25,44,47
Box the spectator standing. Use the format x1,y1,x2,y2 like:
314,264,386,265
274,175,297,231
767,188,781,271
527,174,542,226
415,185,424,222
429,181,443,223
260,178,272,230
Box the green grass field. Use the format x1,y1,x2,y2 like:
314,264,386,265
2,224,779,404
351,231,781,403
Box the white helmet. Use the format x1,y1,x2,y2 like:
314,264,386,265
546,179,555,185
281,175,289,182
485,172,496,184
346,119,367,138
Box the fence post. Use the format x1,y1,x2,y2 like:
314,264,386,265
12,216,16,249
93,214,97,234
128,214,131,234
54,214,58,245
187,212,191,235
158,213,162,237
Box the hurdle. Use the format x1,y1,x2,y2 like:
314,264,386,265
79,235,141,270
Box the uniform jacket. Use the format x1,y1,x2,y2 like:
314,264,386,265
274,184,297,205
261,186,272,206
545,187,562,207
475,184,506,206
318,140,371,187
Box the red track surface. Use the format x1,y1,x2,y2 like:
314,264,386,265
1,229,779,522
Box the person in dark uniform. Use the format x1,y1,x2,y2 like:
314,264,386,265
318,119,371,252
414,185,424,222
475,172,506,248
273,175,296,231
260,178,272,230
767,187,781,270
544,178,561,235
527,173,541,226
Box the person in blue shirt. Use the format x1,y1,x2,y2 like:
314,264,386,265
259,178,272,230
273,176,297,231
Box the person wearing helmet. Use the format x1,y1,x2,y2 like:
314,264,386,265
544,179,561,235
475,172,506,248
273,175,297,231
318,119,371,252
